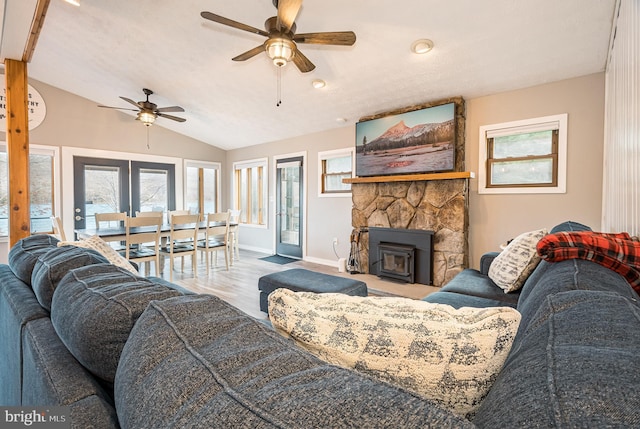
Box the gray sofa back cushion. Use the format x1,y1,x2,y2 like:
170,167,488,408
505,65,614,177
51,264,183,383
115,294,475,429
31,245,109,311
472,290,640,428
21,317,119,428
0,265,49,405
8,234,59,285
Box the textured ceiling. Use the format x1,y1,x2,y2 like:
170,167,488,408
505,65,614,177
26,0,616,150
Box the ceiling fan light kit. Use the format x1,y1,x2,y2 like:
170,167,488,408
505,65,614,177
137,111,156,126
266,38,296,67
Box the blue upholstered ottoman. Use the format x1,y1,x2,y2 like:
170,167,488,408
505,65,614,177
258,268,368,313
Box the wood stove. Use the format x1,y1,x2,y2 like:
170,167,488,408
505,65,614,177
368,227,434,285
378,243,415,283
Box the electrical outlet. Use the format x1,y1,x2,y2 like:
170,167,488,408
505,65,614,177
333,237,339,246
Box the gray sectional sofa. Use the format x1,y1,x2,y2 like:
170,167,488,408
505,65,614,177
1,221,639,428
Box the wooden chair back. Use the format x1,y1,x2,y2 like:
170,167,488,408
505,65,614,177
95,212,127,229
50,216,67,241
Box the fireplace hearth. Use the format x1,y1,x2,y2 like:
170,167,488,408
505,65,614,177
369,227,434,285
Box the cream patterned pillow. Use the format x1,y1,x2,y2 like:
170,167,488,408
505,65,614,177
489,228,548,293
58,235,139,275
268,289,521,417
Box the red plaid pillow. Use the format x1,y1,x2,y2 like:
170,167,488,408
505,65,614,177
537,231,640,293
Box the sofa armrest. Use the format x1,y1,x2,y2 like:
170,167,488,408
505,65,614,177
480,252,501,275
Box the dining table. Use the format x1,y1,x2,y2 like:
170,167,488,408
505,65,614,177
74,221,236,243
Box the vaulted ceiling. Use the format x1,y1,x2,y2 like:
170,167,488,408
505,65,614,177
2,0,617,150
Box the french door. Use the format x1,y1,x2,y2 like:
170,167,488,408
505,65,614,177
73,157,129,230
73,156,175,231
275,156,303,259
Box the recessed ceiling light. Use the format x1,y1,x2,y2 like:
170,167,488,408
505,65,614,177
65,0,80,5
312,79,326,89
336,117,347,123
411,39,434,54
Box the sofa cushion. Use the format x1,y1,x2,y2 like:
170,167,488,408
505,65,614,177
115,294,474,428
50,264,183,383
537,231,640,293
0,265,49,405
8,234,59,285
21,317,119,428
472,290,640,427
438,269,519,307
58,235,139,275
549,220,592,233
516,259,639,333
269,289,521,417
31,245,109,311
488,228,547,292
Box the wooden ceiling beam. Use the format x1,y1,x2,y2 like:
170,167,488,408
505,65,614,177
23,0,50,62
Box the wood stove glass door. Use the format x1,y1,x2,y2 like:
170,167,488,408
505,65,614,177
276,157,303,259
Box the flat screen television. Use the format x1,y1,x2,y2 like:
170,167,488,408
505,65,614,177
355,102,456,177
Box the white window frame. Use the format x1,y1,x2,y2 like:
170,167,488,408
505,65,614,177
478,113,568,194
317,147,354,198
0,143,61,240
183,159,221,215
233,157,268,229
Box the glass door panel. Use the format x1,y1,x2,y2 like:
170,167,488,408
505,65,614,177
131,161,175,223
276,157,303,259
73,157,129,231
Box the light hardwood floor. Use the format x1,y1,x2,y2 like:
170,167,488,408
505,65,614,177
149,250,440,320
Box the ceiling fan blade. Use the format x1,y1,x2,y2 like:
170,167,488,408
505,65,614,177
201,11,269,37
232,45,265,61
97,105,139,111
294,31,356,46
119,96,143,108
276,0,302,32
155,106,185,113
157,112,186,123
292,49,315,73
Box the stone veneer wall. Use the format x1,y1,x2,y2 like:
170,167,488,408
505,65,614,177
351,179,468,287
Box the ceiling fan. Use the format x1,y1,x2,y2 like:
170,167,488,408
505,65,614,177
201,0,356,73
98,88,186,127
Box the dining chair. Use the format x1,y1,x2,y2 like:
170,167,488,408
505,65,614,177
123,215,162,276
95,212,127,249
160,213,200,281
197,211,230,273
228,209,241,264
50,216,67,241
135,211,164,218
95,212,127,228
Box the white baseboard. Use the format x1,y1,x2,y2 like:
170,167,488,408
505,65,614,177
303,256,339,268
238,244,273,255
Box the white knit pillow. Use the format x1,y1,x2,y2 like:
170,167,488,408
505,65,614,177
58,235,139,275
269,289,521,417
489,228,548,293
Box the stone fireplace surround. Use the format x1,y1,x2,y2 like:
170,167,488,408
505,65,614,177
347,97,468,288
